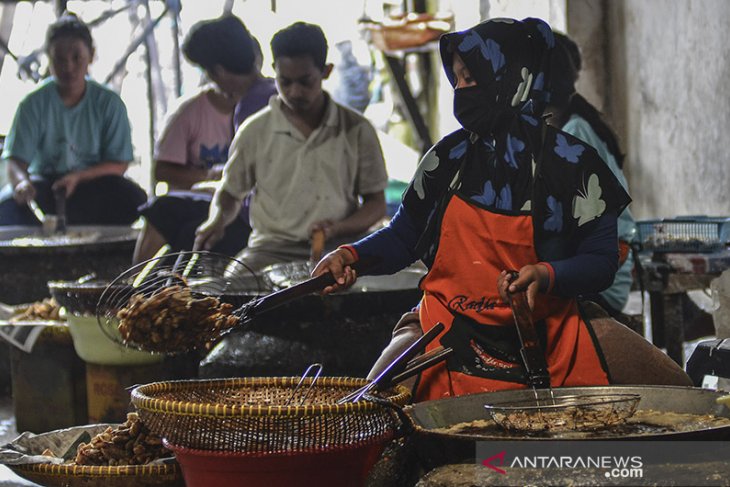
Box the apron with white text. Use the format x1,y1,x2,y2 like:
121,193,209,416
415,194,609,401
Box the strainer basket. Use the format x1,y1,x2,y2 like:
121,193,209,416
96,251,262,353
131,377,411,453
484,393,641,433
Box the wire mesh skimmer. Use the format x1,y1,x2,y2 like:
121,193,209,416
484,392,641,433
96,251,374,354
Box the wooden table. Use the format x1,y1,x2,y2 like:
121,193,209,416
640,249,730,366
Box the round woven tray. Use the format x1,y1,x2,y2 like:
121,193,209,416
9,462,183,487
131,377,411,453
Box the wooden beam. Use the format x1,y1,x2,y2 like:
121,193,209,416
0,1,17,75
55,0,68,17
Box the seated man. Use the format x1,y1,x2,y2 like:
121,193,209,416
133,16,277,263
195,22,387,272
0,14,146,226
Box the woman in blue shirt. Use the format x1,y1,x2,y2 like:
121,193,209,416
0,13,146,226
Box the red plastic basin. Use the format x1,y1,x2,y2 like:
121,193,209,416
163,437,390,487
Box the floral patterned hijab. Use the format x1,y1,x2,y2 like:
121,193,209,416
404,18,630,263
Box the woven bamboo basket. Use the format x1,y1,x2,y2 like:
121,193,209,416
9,463,183,487
130,377,411,453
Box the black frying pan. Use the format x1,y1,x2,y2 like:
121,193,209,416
406,385,730,469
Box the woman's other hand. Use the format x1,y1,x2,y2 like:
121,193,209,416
190,180,221,194
193,189,241,251
497,264,550,310
206,164,225,181
193,218,226,251
309,227,326,263
311,219,336,239
12,179,36,204
311,248,358,294
52,172,83,198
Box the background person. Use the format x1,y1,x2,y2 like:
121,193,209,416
133,16,276,263
0,13,146,226
547,32,638,323
195,22,387,272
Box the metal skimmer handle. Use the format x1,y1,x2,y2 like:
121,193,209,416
506,271,551,389
338,322,446,404
236,255,381,323
53,186,67,234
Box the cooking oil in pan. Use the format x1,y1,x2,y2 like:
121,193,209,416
432,409,730,439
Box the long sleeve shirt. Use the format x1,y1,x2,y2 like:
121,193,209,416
351,203,618,297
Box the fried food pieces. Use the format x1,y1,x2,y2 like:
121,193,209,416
116,285,239,352
10,297,62,322
73,412,170,466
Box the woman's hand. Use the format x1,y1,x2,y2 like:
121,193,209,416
190,180,221,194
194,189,241,251
311,219,337,239
311,248,358,294
12,179,36,204
497,264,550,311
206,164,225,181
193,218,226,251
52,172,84,198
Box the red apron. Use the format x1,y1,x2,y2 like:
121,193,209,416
415,194,609,401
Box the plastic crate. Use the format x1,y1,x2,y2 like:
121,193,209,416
637,217,730,253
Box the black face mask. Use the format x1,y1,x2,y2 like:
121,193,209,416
453,85,499,138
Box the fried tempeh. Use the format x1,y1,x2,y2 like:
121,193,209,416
116,285,238,352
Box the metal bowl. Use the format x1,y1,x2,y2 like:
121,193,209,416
199,262,426,379
47,279,162,366
48,279,111,316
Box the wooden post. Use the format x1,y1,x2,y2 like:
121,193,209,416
55,0,68,17
0,2,17,76
137,0,169,192
172,9,182,98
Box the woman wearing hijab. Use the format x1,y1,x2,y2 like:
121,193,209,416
547,32,638,323
313,18,690,400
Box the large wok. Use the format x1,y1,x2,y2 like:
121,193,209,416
199,261,425,379
407,385,730,469
0,225,138,304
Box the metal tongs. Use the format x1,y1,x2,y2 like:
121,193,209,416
27,199,46,224
28,199,59,235
506,271,551,390
53,187,67,234
338,322,453,403
285,363,324,406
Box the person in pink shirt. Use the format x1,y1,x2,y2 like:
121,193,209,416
133,16,275,263
153,83,235,191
